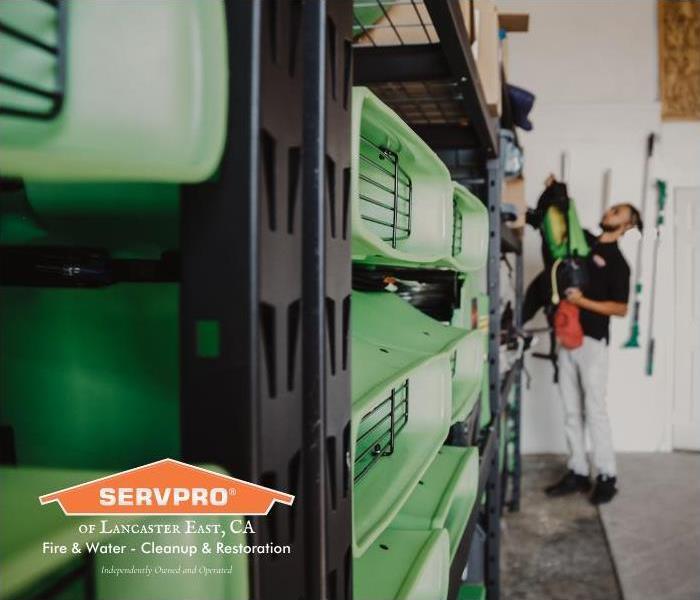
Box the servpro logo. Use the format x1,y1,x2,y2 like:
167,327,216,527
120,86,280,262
39,459,294,516
98,487,230,508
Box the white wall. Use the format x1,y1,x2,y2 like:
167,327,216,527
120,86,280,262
497,0,700,453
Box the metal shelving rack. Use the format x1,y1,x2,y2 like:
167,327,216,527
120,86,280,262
181,1,524,599
353,2,524,599
506,249,525,513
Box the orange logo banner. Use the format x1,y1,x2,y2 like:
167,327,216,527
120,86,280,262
39,459,294,516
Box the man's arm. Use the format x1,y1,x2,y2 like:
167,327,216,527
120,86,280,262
565,288,628,317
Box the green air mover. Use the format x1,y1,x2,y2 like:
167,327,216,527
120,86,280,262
443,182,489,273
351,326,451,556
351,87,454,267
1,182,179,259
0,0,227,182
392,446,479,561
354,528,449,600
0,284,180,469
354,291,485,423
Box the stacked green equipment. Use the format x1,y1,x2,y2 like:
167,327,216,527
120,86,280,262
0,2,251,598
350,85,490,599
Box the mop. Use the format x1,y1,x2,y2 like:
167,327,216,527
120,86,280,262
645,180,667,376
623,133,656,348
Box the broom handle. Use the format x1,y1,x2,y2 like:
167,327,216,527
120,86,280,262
633,134,655,279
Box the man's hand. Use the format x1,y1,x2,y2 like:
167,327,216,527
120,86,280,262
544,173,557,188
564,287,628,317
565,287,584,306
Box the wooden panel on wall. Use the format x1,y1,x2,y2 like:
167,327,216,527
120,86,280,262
658,0,700,121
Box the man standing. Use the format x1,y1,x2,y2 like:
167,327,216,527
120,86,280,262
545,203,642,504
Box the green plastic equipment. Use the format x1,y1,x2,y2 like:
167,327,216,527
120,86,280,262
0,284,179,469
1,467,106,600
457,584,486,600
354,528,450,600
451,331,487,423
645,179,667,376
623,133,656,348
351,87,453,267
353,292,485,424
0,0,227,182
541,199,590,261
351,334,451,556
451,279,490,427
1,182,179,259
473,293,491,430
0,467,249,600
392,446,479,561
444,183,489,272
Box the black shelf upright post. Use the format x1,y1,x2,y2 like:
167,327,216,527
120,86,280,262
485,143,505,600
321,1,354,599
509,250,524,512
301,1,353,598
180,1,351,599
302,2,328,598
180,1,265,596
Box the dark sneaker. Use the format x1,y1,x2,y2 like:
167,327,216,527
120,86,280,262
544,469,591,497
590,474,618,505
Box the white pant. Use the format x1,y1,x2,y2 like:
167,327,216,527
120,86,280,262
558,336,616,477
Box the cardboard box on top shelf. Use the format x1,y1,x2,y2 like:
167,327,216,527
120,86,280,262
503,176,526,234
463,0,475,43
472,0,501,117
498,13,529,33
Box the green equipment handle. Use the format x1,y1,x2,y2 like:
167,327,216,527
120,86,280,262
655,180,667,226
623,133,657,349
624,285,642,349
645,179,667,376
646,339,655,376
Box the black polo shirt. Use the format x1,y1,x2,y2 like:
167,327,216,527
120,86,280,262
580,231,631,343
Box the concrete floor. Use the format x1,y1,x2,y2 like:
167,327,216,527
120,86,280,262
501,455,621,600
599,452,700,600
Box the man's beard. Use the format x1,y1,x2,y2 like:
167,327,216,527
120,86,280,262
599,221,621,233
